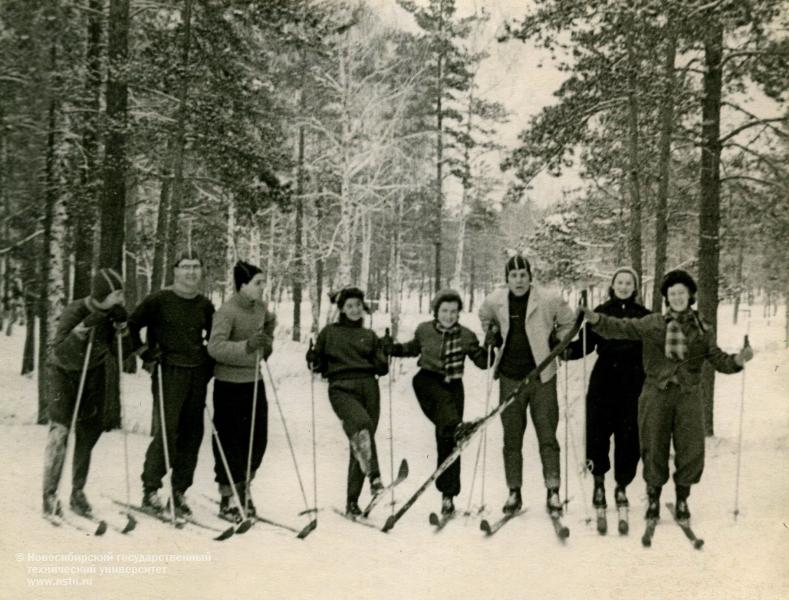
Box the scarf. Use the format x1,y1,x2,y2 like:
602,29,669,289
436,321,464,382
665,309,700,361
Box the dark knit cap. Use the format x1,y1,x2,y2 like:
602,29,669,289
334,287,366,310
431,288,463,318
91,268,124,301
173,250,202,268
660,269,697,304
505,254,532,280
233,260,263,291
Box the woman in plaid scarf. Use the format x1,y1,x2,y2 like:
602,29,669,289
381,289,489,517
582,270,753,523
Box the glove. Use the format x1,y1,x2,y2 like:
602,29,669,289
305,346,318,371
483,324,500,349
107,304,129,329
140,346,162,370
735,341,753,367
246,329,270,353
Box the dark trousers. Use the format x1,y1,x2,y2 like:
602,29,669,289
43,365,106,496
412,369,464,497
328,377,381,503
141,364,210,493
211,379,268,495
639,382,705,490
499,374,560,490
586,362,642,487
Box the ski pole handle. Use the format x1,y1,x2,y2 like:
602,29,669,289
579,289,588,307
743,334,750,348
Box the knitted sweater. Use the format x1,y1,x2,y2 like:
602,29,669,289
313,315,388,381
207,293,275,383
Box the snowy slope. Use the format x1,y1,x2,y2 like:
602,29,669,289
0,303,786,600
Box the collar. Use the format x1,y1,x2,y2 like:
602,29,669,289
233,293,256,309
433,320,460,334
338,314,363,328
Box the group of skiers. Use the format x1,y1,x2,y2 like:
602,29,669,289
41,250,753,533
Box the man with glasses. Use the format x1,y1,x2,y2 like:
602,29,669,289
128,252,215,517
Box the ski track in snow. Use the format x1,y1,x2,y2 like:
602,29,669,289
0,303,787,600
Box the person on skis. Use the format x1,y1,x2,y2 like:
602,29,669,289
563,267,650,518
42,268,132,519
128,251,215,518
207,261,275,522
306,287,389,517
581,269,754,522
380,289,489,517
478,255,576,518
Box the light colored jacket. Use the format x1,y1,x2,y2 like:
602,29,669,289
478,284,575,382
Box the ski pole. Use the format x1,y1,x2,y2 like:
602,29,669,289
156,361,178,527
115,331,137,533
464,343,493,516
480,343,494,512
244,350,261,518
308,339,318,516
733,324,751,521
386,327,395,514
205,404,253,531
563,358,570,514
261,359,312,517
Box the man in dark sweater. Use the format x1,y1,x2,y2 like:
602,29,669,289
128,252,215,517
43,268,131,518
479,255,576,517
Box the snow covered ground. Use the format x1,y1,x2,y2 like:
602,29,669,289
0,302,787,600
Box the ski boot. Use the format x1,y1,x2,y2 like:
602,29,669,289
69,489,93,518
502,488,522,515
218,495,242,524
142,488,165,513
346,500,362,517
645,486,661,520
369,475,385,497
546,487,563,516
43,492,63,518
441,495,455,516
675,486,691,522
170,490,193,518
592,476,607,508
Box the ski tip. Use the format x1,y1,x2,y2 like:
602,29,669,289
236,519,254,534
428,512,440,527
297,519,318,539
214,527,235,541
398,459,409,479
480,520,491,534
94,520,108,536
382,516,395,533
122,515,137,534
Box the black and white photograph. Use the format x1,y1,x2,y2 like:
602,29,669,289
0,0,786,598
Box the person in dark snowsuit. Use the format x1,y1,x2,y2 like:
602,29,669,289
306,287,389,516
583,269,753,522
42,268,132,518
381,289,489,516
564,266,650,511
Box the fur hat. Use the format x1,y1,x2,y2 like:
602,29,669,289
430,288,463,318
660,269,697,305
505,254,532,280
91,268,124,302
334,287,366,310
233,261,262,291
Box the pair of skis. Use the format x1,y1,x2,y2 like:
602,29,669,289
641,503,704,549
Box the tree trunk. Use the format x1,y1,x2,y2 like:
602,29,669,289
22,291,36,375
359,211,371,292
651,21,676,312
433,0,445,294
698,20,724,437
151,166,171,291
123,184,138,373
625,20,643,286
733,242,744,324
265,210,276,301
165,0,193,287
38,39,68,423
469,253,476,312
73,0,103,298
390,196,403,338
225,197,236,297
292,58,306,341
99,0,129,272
